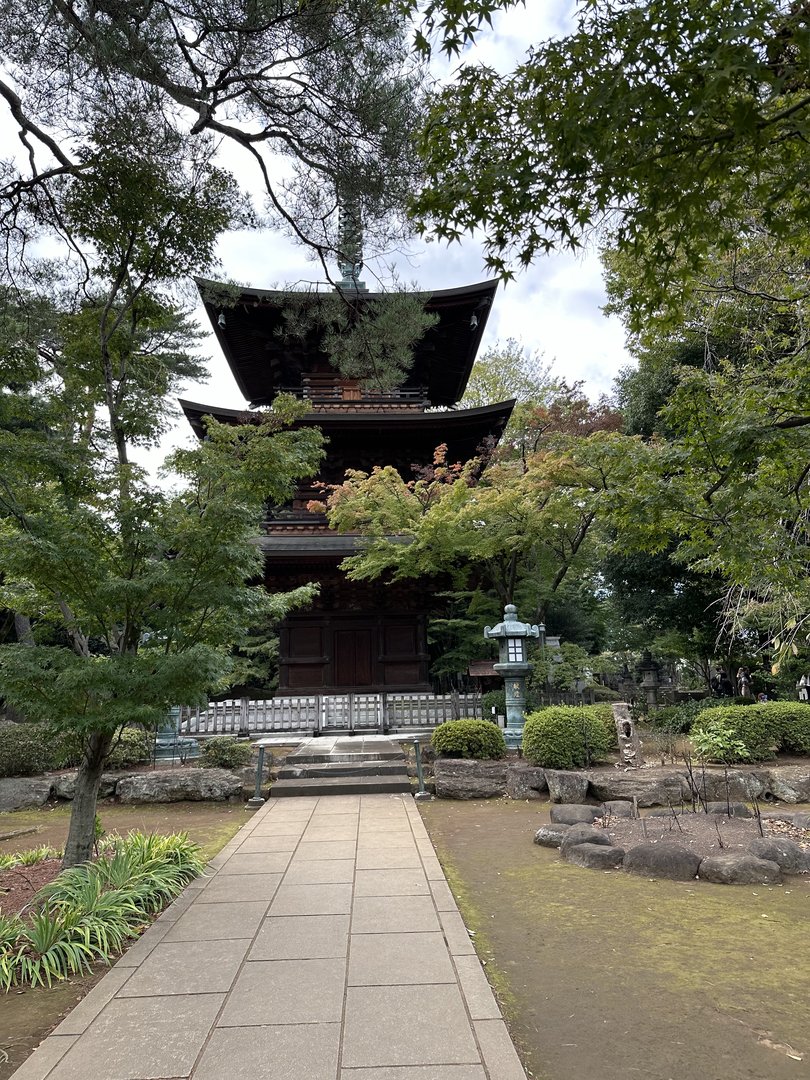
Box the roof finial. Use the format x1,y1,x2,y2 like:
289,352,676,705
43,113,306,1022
336,195,368,293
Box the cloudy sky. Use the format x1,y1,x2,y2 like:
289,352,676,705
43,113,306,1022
170,1,631,454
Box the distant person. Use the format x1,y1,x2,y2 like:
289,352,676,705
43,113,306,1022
711,668,734,697
736,666,752,698
757,692,768,703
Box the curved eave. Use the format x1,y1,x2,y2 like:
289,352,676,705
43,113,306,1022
195,277,499,408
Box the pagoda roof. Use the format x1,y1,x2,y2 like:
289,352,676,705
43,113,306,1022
179,398,515,469
196,278,498,408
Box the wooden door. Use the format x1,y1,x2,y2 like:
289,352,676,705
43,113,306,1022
334,629,373,687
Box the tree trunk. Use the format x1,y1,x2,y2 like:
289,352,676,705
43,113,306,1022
63,730,112,868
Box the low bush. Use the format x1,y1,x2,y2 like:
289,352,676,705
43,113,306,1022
431,718,506,760
690,719,752,763
760,702,810,755
591,684,622,702
648,698,716,734
0,723,55,777
198,736,253,770
522,705,615,769
105,727,152,769
691,702,792,762
0,831,204,990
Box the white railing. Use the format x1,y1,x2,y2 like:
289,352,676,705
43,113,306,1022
179,692,482,736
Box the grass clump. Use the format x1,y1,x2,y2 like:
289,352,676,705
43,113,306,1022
522,705,615,769
432,718,506,760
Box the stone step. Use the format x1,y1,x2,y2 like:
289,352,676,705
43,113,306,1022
289,750,404,764
271,773,413,797
278,761,407,779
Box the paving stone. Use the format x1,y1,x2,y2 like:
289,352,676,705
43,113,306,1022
48,995,224,1080
422,856,445,880
302,825,358,841
428,879,457,910
194,1024,341,1080
116,939,249,996
251,822,307,837
154,891,197,922
7,1037,78,1080
283,859,356,885
114,921,171,967
308,813,360,827
294,839,357,860
355,847,421,870
342,985,480,1068
53,967,134,1034
454,955,500,1019
349,931,454,985
237,835,299,852
219,958,346,1026
351,895,440,934
269,882,354,916
440,910,476,956
162,900,268,941
340,1069,485,1080
219,852,292,875
473,1019,527,1080
250,914,350,960
199,873,283,903
354,868,430,896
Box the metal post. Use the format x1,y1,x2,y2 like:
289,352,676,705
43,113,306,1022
412,739,432,801
247,744,268,808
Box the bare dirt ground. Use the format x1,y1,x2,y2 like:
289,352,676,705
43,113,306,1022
0,801,246,1080
420,798,810,1080
598,810,810,859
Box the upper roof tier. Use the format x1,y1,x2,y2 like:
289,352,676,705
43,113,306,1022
197,278,498,408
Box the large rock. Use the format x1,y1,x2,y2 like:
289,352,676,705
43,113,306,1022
792,812,810,830
433,759,508,800
559,824,612,856
550,804,599,826
545,770,588,804
116,768,243,804
533,824,570,848
747,837,809,875
623,843,701,881
53,773,119,801
0,777,52,812
563,842,625,870
587,770,687,808
602,800,634,819
698,853,782,885
705,801,752,818
762,766,810,804
683,770,767,803
506,766,548,800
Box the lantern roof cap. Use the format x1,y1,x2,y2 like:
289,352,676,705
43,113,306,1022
484,604,542,641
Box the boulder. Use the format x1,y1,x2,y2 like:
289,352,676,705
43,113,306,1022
433,759,508,800
747,837,809,875
587,771,687,807
623,843,701,881
698,853,782,885
53,773,119,801
116,768,243,804
533,824,570,848
762,766,810,804
0,777,52,812
550,804,600,826
506,766,548,800
563,842,626,870
792,812,810,830
559,824,612,857
705,801,752,818
683,770,767,803
545,770,588,804
647,807,685,818
602,800,634,819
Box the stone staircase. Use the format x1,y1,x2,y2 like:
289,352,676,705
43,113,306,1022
271,737,412,797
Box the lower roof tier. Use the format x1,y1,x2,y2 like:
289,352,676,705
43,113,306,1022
179,398,515,482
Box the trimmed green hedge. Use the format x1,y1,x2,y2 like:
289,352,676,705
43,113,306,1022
431,718,506,760
0,724,55,778
105,728,152,769
691,701,810,762
522,705,616,769
199,736,254,770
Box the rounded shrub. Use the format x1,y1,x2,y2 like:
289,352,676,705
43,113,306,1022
106,727,152,769
0,723,56,777
198,736,253,770
691,703,786,762
649,698,715,734
762,702,810,755
431,718,506,760
522,705,615,769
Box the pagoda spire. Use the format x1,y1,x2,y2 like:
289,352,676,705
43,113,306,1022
335,195,368,292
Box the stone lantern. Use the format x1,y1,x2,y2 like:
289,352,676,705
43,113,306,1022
484,604,542,749
637,651,660,711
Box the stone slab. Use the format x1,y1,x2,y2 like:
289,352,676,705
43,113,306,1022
440,910,476,956
269,882,354,916
349,931,455,985
219,852,292,875
341,1070,485,1080
162,900,268,941
355,847,421,870
342,985,480,1068
294,840,357,860
116,939,249,996
218,958,346,1026
354,868,430,896
114,921,171,967
7,1037,77,1080
473,1019,528,1080
454,954,501,1019
194,1023,340,1080
250,914,350,960
199,873,282,903
351,895,440,934
48,994,224,1080
283,859,356,885
237,835,300,853
428,879,457,911
53,967,134,1034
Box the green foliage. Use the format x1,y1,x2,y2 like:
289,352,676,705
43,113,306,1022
522,705,615,770
690,720,752,764
0,831,204,991
105,728,152,770
0,723,54,778
0,846,62,872
781,708,810,756
591,685,622,703
690,703,795,762
198,737,253,771
431,718,506,760
649,699,716,735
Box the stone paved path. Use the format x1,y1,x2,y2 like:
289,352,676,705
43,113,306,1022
12,794,527,1080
